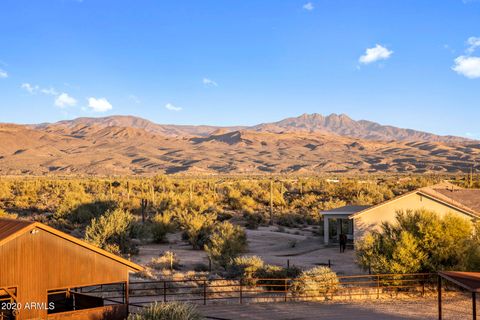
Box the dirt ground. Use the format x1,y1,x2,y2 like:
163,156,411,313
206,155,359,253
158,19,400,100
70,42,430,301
197,296,475,320
132,225,364,276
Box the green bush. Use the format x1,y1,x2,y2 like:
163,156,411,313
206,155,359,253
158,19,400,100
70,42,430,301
290,266,339,299
128,302,203,320
228,255,265,280
356,209,475,273
151,211,176,243
255,264,302,291
205,221,247,269
177,211,217,249
0,208,17,219
84,208,137,255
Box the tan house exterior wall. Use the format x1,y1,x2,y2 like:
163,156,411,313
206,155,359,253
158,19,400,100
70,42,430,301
352,192,475,243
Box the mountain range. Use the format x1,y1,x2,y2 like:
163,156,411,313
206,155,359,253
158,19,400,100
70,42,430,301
1,113,478,175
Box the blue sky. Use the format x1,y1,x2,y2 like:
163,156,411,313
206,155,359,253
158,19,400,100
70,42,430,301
0,0,479,137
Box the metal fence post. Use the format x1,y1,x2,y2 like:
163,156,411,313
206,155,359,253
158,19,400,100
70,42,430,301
472,292,476,320
422,275,425,297
239,279,243,304
163,281,167,303
438,276,442,320
203,280,207,305
376,275,380,299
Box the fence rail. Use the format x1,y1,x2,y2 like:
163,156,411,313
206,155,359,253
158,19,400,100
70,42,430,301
126,273,437,308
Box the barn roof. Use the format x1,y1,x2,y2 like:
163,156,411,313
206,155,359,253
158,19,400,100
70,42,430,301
0,218,143,271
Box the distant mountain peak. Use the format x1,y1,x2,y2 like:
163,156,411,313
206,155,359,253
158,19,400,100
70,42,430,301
252,113,469,143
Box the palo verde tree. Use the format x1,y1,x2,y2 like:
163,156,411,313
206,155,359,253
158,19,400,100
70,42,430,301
356,209,479,273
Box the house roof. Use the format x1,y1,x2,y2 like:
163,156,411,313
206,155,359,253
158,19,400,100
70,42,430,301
439,271,480,292
349,182,480,220
322,205,371,215
0,218,143,271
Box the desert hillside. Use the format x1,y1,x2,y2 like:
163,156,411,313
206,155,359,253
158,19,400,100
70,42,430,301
1,113,478,175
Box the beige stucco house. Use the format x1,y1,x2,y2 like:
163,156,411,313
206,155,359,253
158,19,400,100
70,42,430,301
322,182,480,245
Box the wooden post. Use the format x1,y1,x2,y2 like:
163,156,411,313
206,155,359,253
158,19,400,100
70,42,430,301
438,276,442,320
284,279,288,302
473,292,477,320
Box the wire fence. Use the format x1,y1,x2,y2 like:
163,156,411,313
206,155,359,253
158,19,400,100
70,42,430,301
126,273,437,309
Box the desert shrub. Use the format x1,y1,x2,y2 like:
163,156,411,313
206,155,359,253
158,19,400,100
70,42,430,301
356,209,475,273
193,263,210,272
255,264,302,291
244,212,265,229
149,251,179,271
84,208,137,255
290,266,339,299
277,212,305,228
205,221,247,269
228,255,265,280
128,302,203,320
66,200,116,224
0,208,17,219
178,211,217,249
151,211,176,243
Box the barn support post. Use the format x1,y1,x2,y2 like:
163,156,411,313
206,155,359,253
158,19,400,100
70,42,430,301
438,276,442,320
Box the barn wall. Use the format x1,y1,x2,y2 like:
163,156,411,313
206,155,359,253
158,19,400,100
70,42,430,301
0,229,129,319
353,192,474,242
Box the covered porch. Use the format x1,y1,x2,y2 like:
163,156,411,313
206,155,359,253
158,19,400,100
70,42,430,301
321,205,370,246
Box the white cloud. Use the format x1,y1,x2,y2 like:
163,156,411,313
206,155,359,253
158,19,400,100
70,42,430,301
466,36,480,54
88,97,113,112
21,83,58,95
55,93,77,108
0,69,8,78
165,103,182,111
202,78,218,87
452,56,480,78
21,83,39,93
359,44,393,64
41,87,58,96
303,2,314,11
452,37,480,79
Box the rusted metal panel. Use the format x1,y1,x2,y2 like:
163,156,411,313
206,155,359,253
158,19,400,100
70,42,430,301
0,219,33,243
0,225,133,319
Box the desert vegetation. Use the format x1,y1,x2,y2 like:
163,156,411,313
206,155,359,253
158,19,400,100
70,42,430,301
2,174,477,277
128,302,203,320
356,209,480,273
